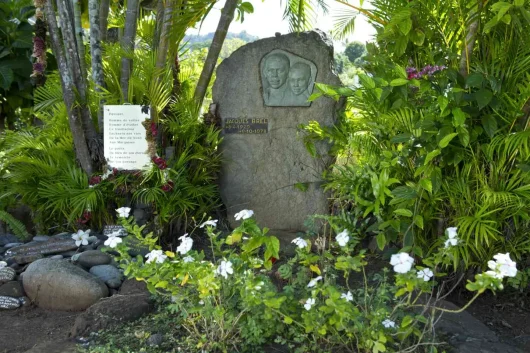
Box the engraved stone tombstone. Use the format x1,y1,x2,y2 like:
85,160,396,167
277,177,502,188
213,31,341,240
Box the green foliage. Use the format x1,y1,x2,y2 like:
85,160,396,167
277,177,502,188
300,0,530,271
0,0,35,127
95,212,510,353
344,41,366,63
0,210,30,240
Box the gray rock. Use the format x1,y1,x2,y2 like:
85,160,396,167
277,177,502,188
4,238,78,258
52,232,72,240
87,235,98,244
0,267,16,283
213,30,340,237
22,258,109,311
89,265,123,289
119,279,149,296
13,253,44,265
0,281,24,297
0,234,19,246
70,294,153,337
76,250,112,268
0,295,20,310
147,333,164,347
49,254,64,260
32,235,50,242
4,243,23,249
60,250,78,258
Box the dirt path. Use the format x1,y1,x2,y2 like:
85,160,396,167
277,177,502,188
0,306,76,353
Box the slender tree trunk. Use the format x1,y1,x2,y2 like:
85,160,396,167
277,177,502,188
155,0,173,70
72,0,87,78
459,2,482,77
100,0,110,41
153,0,164,50
44,0,94,175
89,0,106,133
120,0,140,102
194,0,238,106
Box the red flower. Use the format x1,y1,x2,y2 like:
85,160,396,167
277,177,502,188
89,175,102,185
150,122,158,137
152,156,167,170
161,180,174,192
270,257,278,264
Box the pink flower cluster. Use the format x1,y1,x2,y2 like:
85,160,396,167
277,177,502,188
152,156,167,170
406,65,446,80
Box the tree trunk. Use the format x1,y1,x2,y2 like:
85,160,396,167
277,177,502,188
99,0,110,42
72,0,87,78
459,2,482,77
89,0,106,133
194,0,238,106
153,0,164,50
120,0,140,102
155,0,173,70
44,0,94,175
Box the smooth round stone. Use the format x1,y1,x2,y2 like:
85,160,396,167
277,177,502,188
60,250,78,257
14,254,44,265
49,255,64,260
89,265,123,289
0,281,24,297
76,250,112,268
4,243,23,249
33,235,50,242
23,258,109,311
147,333,164,347
0,295,21,310
87,236,98,244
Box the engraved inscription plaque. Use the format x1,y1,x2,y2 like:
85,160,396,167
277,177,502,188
224,118,269,134
260,49,317,107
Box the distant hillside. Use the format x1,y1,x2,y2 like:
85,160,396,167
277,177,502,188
184,31,259,45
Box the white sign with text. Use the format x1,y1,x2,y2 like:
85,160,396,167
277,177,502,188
104,105,151,170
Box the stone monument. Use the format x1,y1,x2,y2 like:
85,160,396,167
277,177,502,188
213,30,341,240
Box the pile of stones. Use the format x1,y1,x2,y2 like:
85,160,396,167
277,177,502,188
0,230,147,311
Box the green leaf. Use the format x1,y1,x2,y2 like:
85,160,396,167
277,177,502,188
458,127,470,147
0,67,14,90
395,65,407,79
437,96,448,113
515,0,524,6
294,183,309,192
374,342,386,352
401,315,414,328
413,215,424,229
283,316,293,324
452,108,466,127
376,233,386,250
155,281,168,288
239,2,254,13
424,149,441,165
438,133,458,148
394,208,413,217
481,115,497,137
398,18,413,35
390,133,411,143
466,73,483,88
359,74,376,89
492,2,512,20
390,78,409,86
475,89,493,110
410,29,425,46
419,178,432,193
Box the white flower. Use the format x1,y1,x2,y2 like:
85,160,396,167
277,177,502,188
183,255,194,263
417,268,434,281
0,261,7,268
307,276,322,288
176,234,193,255
145,250,167,264
254,281,264,290
199,300,205,305
382,319,396,328
487,253,517,279
341,291,353,302
444,227,458,248
304,298,316,311
104,234,123,248
390,253,414,273
216,260,233,279
234,209,254,220
116,207,131,218
200,219,218,228
336,229,349,247
72,229,91,247
485,270,504,279
292,237,308,249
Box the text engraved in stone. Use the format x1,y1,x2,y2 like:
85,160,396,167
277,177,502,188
224,118,269,134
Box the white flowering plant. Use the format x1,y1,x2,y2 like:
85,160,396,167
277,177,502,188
104,209,515,353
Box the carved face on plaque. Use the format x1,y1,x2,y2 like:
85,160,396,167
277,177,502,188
260,49,317,107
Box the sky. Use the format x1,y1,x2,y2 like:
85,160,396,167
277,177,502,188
187,0,377,46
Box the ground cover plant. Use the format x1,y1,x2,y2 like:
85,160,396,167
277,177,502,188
80,207,519,353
